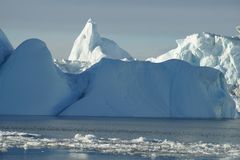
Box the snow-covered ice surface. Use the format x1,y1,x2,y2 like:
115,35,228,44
0,39,75,115
58,19,133,73
0,29,13,65
147,33,240,111
61,59,237,118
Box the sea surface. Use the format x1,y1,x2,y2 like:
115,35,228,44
0,116,240,160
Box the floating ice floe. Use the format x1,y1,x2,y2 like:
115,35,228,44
0,130,240,159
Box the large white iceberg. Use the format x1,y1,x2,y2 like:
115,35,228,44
61,59,237,118
0,29,13,65
147,33,240,110
0,39,74,115
0,29,237,118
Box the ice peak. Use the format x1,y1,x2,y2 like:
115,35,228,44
87,18,94,24
81,18,100,42
68,19,101,61
68,19,133,65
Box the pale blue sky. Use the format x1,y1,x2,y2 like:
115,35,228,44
0,0,240,59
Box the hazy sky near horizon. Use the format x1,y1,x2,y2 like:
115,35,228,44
0,0,240,59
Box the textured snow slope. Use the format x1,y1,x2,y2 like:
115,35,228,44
61,59,236,118
148,33,240,86
147,33,240,110
55,59,91,74
0,39,74,115
0,29,13,65
64,19,133,73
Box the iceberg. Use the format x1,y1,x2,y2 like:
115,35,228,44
56,19,133,73
61,59,237,118
0,39,74,115
0,28,237,118
147,33,240,111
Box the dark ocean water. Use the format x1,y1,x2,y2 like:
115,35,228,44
0,116,240,160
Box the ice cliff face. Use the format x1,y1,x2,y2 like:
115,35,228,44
147,33,240,110
0,29,13,65
68,18,133,65
0,39,74,115
61,59,237,118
